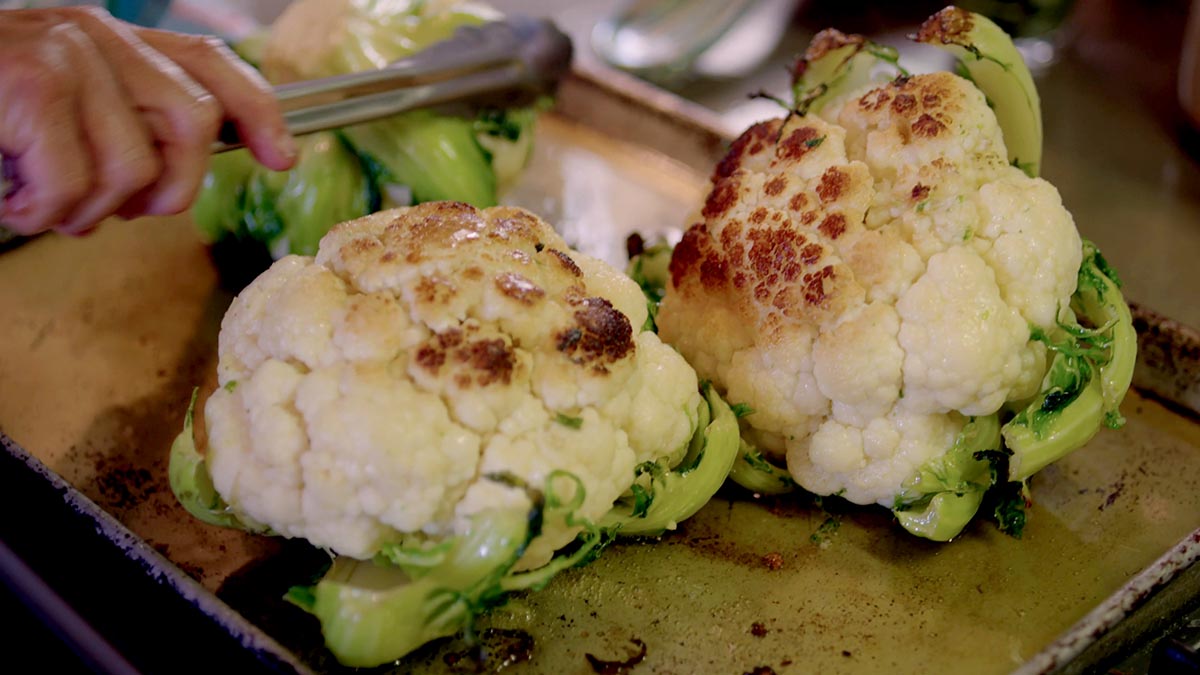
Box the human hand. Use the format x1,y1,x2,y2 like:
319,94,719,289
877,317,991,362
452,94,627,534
0,6,296,236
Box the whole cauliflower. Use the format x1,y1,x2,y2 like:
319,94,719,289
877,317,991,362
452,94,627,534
172,202,742,667
200,201,702,567
656,68,1124,538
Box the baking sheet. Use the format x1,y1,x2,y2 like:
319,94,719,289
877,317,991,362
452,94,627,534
0,71,1197,674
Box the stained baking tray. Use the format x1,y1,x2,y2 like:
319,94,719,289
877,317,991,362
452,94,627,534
0,67,1197,674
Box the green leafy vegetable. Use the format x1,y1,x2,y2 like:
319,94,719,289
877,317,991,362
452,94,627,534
626,241,673,333
192,150,256,244
809,516,841,545
730,403,755,418
474,105,541,192
988,480,1031,539
193,1,540,261
342,110,497,208
194,133,372,258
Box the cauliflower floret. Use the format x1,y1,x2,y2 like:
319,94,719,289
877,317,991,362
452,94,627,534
658,72,1081,508
895,245,1035,416
720,329,826,455
974,175,1082,329
787,411,965,504
204,202,700,566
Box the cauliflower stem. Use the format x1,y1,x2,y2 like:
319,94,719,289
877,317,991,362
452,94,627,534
170,377,738,666
892,414,1000,541
791,29,905,115
728,439,798,496
1002,240,1134,480
914,6,1043,177
600,383,740,536
285,474,558,668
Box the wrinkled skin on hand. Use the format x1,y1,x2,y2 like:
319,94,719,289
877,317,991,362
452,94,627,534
0,6,295,235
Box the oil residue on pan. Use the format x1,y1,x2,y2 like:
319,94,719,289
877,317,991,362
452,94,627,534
0,92,1198,673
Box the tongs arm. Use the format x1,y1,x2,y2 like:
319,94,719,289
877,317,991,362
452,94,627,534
211,16,572,153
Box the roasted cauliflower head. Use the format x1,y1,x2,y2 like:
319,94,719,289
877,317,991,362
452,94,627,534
203,202,702,567
657,72,1082,507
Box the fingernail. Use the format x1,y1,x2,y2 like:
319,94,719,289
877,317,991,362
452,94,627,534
275,128,298,164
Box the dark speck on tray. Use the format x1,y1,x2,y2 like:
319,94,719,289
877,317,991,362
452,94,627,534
586,638,647,674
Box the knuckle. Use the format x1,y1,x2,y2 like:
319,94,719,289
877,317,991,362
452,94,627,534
63,4,113,24
112,150,162,193
7,59,62,103
56,172,92,205
161,92,223,148
10,31,78,101
36,176,91,219
189,93,224,138
199,35,233,55
178,34,231,61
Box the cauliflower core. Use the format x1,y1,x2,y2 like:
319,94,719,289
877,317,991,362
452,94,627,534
205,202,701,567
657,72,1081,506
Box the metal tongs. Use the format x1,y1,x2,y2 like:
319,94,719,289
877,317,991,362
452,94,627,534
0,17,571,208
212,16,573,153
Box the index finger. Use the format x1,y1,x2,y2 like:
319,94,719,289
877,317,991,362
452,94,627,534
136,29,296,172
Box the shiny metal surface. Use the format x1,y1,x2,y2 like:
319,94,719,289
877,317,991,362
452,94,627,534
212,16,573,153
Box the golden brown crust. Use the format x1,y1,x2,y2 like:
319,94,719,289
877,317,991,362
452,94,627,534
415,325,517,388
556,298,634,373
320,202,638,386
494,272,545,305
803,28,865,62
914,6,974,46
713,119,784,182
855,71,965,145
666,114,869,337
547,248,583,277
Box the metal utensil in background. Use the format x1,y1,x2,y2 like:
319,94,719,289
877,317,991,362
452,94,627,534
0,16,573,233
213,15,572,152
590,0,798,87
